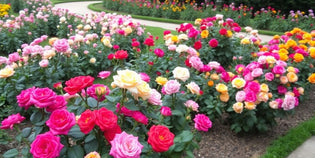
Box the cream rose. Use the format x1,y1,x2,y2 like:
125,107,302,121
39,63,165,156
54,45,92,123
112,69,142,92
172,67,190,82
0,67,15,78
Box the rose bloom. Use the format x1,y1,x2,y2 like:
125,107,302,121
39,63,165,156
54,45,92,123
30,132,64,158
293,53,304,63
186,82,201,95
147,125,175,152
163,80,181,95
112,69,142,91
64,76,94,95
154,48,165,57
16,87,35,110
277,85,287,94
1,113,25,129
189,56,204,71
155,76,168,86
78,109,96,134
215,83,228,93
308,73,315,83
53,39,69,52
8,52,20,63
257,92,269,102
287,72,298,83
160,106,172,116
251,68,263,78
194,114,212,132
269,100,279,109
131,111,149,125
184,100,199,112
148,89,162,106
98,71,111,79
46,109,76,135
245,90,257,102
194,40,202,50
280,76,288,84
110,131,143,158
172,67,190,82
39,59,49,68
53,82,62,89
139,72,150,83
133,81,152,100
30,87,57,108
0,67,15,78
45,95,67,112
233,102,244,113
208,38,218,48
265,72,274,81
104,124,122,143
95,107,118,131
220,92,230,102
84,152,101,158
231,77,246,89
210,73,220,80
201,30,209,38
244,81,260,94
260,83,269,92
282,95,296,110
144,37,155,46
244,102,256,110
235,90,246,102
87,84,110,101
114,50,128,60
89,58,96,64
272,65,286,75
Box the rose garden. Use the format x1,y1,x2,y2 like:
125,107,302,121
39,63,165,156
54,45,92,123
0,0,315,157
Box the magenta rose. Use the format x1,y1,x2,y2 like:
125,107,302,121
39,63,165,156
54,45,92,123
46,109,76,135
1,113,25,129
109,131,143,158
245,90,257,102
154,48,165,57
8,52,20,63
163,80,181,95
30,87,57,108
45,95,67,112
53,39,69,52
140,72,151,83
244,81,260,94
160,106,172,116
30,132,64,158
265,72,274,81
131,111,148,125
87,84,110,101
189,56,204,71
98,71,111,79
208,38,218,48
193,114,212,132
272,65,286,75
17,87,35,110
277,85,287,94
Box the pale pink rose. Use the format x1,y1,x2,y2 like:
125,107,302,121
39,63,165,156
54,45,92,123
235,90,246,102
30,87,57,108
87,84,110,101
184,100,199,112
39,59,49,68
46,109,76,135
160,106,172,116
139,72,150,83
148,89,162,106
63,93,79,101
16,87,35,110
246,62,260,71
53,39,69,52
208,61,220,70
8,52,20,63
186,82,200,95
0,56,8,65
131,111,148,125
110,131,143,158
189,56,204,71
251,68,263,78
98,71,111,79
163,80,181,95
244,74,254,81
168,45,177,51
193,114,212,132
1,113,25,129
282,95,296,110
30,132,64,158
276,60,287,67
45,95,67,112
265,72,274,81
257,56,267,64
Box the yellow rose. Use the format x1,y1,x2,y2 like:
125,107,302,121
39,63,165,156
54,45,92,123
215,83,228,93
240,38,250,44
266,56,276,64
244,102,256,110
293,53,304,63
43,50,56,59
0,67,15,78
194,18,202,25
309,47,315,59
287,72,298,83
155,76,168,86
200,30,209,38
303,33,312,41
172,66,190,82
260,83,269,92
84,151,101,158
232,102,244,113
279,53,288,61
226,30,233,38
273,35,280,40
286,39,297,48
231,77,246,89
112,69,141,90
210,73,219,80
220,92,229,102
287,66,296,73
134,81,152,100
171,35,179,43
278,48,289,54
89,57,96,64
186,81,200,95
49,37,58,46
124,26,133,36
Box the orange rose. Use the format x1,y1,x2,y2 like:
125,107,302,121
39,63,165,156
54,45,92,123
308,73,315,83
207,80,214,87
220,92,229,102
309,47,315,59
244,102,256,110
287,72,298,83
293,53,304,63
232,102,243,113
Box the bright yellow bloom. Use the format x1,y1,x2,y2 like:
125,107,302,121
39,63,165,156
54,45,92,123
278,48,289,54
226,30,233,38
287,72,298,83
309,47,315,59
215,83,228,93
240,38,250,44
287,66,296,73
231,77,246,89
155,76,168,86
273,35,280,40
286,39,297,48
200,30,209,38
244,102,256,110
279,52,288,61
171,35,179,43
260,83,269,92
307,73,315,83
293,53,304,63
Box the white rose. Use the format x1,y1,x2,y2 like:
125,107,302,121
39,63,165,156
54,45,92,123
172,66,190,82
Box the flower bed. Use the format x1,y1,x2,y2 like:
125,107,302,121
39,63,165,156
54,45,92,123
1,0,315,157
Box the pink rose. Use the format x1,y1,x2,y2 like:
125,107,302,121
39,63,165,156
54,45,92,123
277,85,287,94
46,109,76,135
45,95,67,112
245,90,257,102
53,39,69,52
0,56,8,65
163,80,180,95
17,87,35,110
1,113,25,129
148,89,162,106
154,48,165,57
30,87,57,108
189,56,204,71
116,103,133,117
87,84,110,101
30,132,64,158
131,111,148,125
110,132,143,158
244,81,260,94
98,71,111,79
235,91,246,102
282,95,296,110
251,68,263,78
193,114,212,131
272,65,286,75
139,72,150,83
160,106,172,116
208,38,218,48
184,100,199,112
275,98,283,108
8,52,20,63
39,59,49,68
221,71,230,83
265,72,274,81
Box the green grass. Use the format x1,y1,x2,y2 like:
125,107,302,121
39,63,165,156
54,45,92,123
260,116,315,158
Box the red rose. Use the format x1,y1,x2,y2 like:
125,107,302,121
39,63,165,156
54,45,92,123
144,37,155,46
108,53,115,60
104,124,122,143
147,125,175,152
193,41,202,50
64,76,94,95
114,50,128,60
219,28,227,35
78,109,96,134
132,41,140,47
95,107,118,131
208,38,218,48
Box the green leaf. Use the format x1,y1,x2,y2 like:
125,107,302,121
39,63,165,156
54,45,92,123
87,97,98,108
21,127,32,138
84,134,96,143
106,95,121,102
30,111,43,123
21,147,30,156
84,139,99,153
186,150,194,158
172,110,183,116
3,148,18,158
99,102,116,111
67,145,84,158
124,100,140,111
180,130,193,143
68,125,85,139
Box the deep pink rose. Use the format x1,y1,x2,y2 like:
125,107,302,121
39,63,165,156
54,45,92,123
1,113,25,129
46,109,76,135
30,132,64,158
45,95,67,112
193,114,212,132
98,71,111,79
110,132,143,158
245,90,257,102
265,72,274,81
30,87,57,108
160,106,172,116
131,111,148,125
17,87,35,110
163,80,180,95
87,84,110,101
245,81,260,94
154,48,165,57
272,65,286,75
139,72,151,83
53,39,69,52
208,38,218,48
116,103,133,117
277,85,287,94
221,71,230,83
8,52,20,63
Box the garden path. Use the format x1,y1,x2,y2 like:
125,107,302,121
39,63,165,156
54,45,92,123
53,1,315,158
